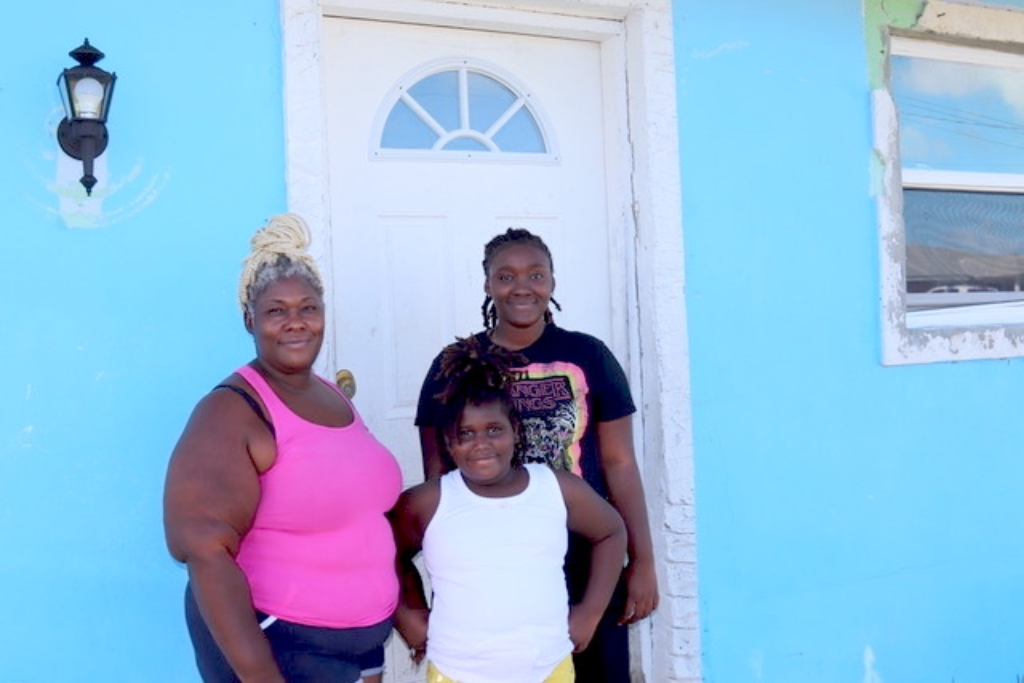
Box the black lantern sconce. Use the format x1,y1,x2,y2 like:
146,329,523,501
57,39,116,196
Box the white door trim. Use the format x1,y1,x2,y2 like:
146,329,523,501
280,1,697,679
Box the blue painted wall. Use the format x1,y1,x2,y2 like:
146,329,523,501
2,1,284,680
676,0,1024,680
9,0,1024,681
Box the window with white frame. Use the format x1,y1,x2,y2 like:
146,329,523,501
879,36,1024,363
372,59,556,162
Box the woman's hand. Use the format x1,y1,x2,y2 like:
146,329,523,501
620,556,659,625
394,604,429,664
596,416,660,626
388,483,439,667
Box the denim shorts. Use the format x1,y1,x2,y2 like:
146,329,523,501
184,583,392,682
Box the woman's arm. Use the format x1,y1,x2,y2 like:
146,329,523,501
596,415,660,625
388,483,438,664
418,426,446,480
164,389,282,683
557,470,627,653
416,352,451,481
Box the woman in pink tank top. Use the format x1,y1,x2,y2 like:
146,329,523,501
164,214,402,683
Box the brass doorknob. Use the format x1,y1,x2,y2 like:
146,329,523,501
335,369,357,399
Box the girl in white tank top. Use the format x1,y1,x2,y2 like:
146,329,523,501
389,337,627,682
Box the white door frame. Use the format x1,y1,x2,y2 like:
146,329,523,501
280,1,697,679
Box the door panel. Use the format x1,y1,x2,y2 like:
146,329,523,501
322,18,617,681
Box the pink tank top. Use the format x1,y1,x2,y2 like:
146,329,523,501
234,365,402,628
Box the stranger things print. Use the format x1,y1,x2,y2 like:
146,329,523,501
511,361,589,478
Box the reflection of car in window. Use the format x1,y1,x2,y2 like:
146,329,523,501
927,284,998,293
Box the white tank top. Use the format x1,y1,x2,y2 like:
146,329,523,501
423,463,573,682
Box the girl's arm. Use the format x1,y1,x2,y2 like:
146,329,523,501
388,483,439,664
163,390,283,683
597,415,660,624
556,470,627,653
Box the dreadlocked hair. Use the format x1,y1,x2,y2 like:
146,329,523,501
435,335,527,462
238,213,324,317
480,227,562,331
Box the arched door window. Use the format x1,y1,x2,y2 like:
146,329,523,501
372,59,558,162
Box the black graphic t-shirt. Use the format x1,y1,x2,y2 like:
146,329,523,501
416,324,635,498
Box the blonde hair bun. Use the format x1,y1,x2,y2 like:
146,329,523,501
250,213,311,256
238,213,324,314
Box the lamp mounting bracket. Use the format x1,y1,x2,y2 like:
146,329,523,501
57,118,109,160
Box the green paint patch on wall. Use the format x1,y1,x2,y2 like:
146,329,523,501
864,0,926,87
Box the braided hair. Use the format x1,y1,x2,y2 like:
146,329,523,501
480,228,562,331
238,214,324,318
434,336,527,462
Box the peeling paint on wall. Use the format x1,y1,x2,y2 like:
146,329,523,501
864,0,925,88
917,0,1024,41
691,41,749,61
863,646,882,683
49,155,169,229
865,0,1024,89
7,425,35,451
31,107,169,229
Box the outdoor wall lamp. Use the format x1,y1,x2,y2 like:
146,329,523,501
57,39,116,196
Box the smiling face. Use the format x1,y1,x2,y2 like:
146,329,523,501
484,243,555,337
246,275,325,374
446,401,519,492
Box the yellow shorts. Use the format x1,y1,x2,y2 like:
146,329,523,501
426,654,574,682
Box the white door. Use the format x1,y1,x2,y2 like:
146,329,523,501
321,17,624,682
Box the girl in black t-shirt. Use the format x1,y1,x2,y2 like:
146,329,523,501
414,228,660,683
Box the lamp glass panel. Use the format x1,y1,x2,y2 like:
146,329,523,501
58,71,73,119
